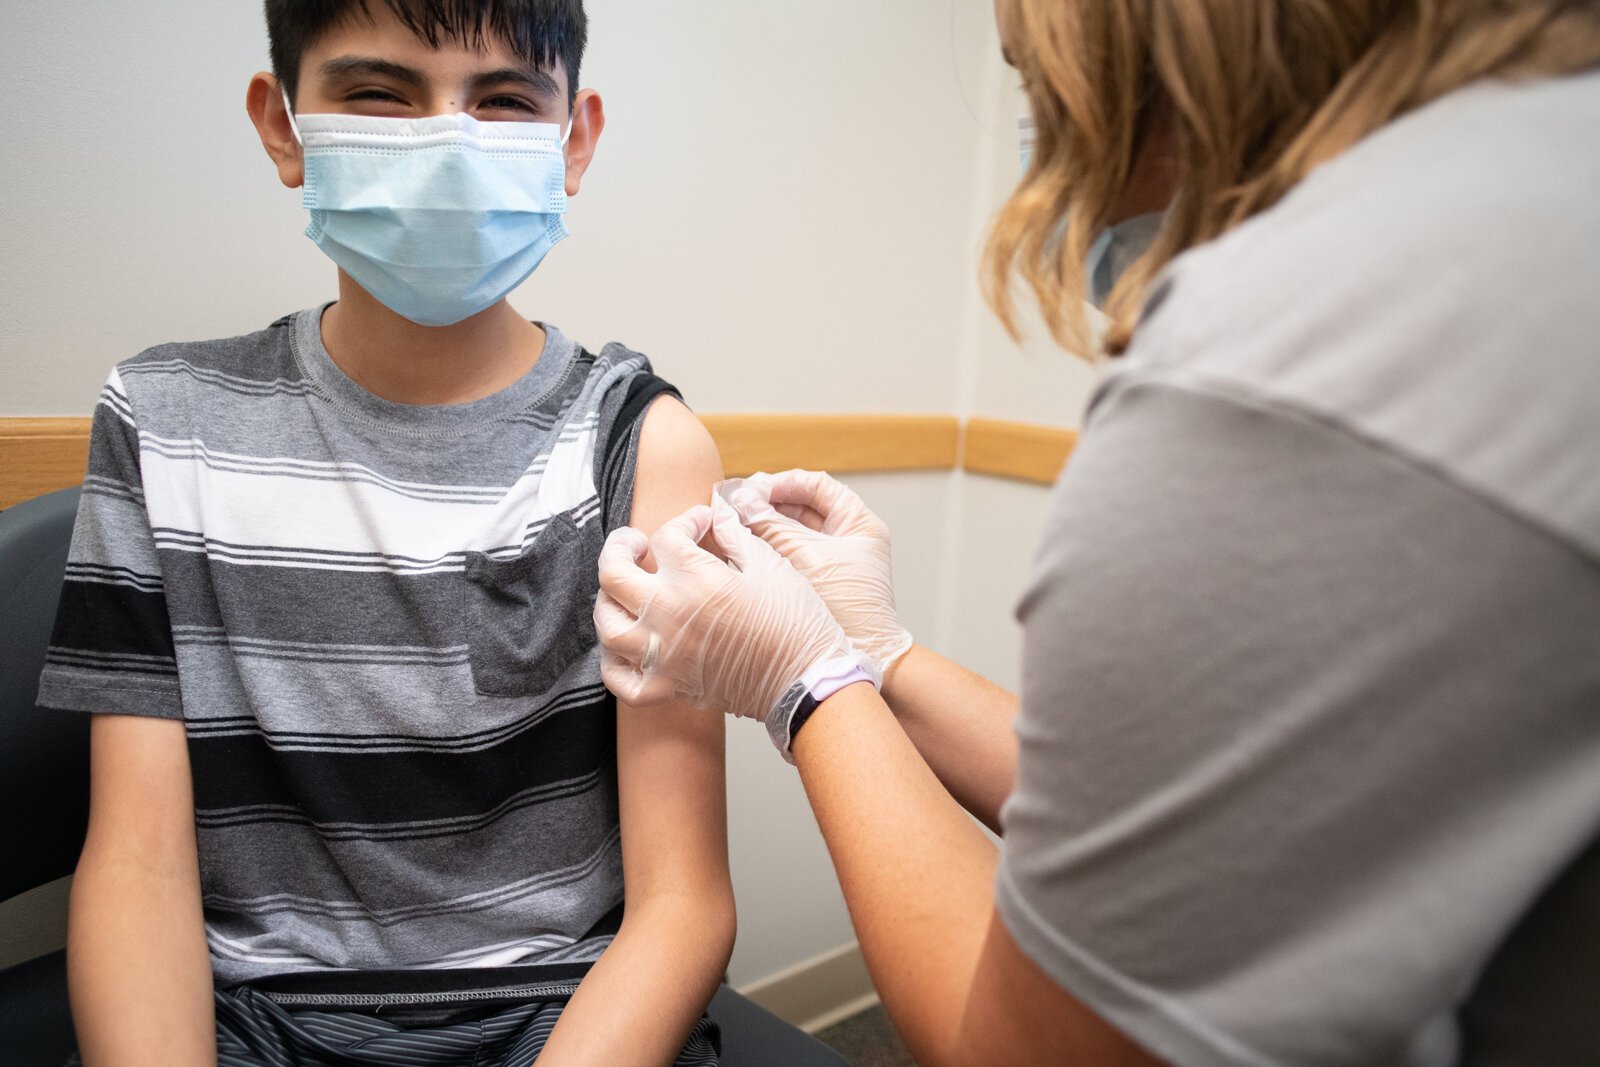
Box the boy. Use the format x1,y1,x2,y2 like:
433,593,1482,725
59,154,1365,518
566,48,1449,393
39,2,735,1064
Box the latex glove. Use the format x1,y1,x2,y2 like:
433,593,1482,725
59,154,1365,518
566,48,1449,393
594,497,877,736
719,470,913,679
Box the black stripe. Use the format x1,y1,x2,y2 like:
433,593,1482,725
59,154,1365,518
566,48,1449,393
600,373,681,530
242,956,603,1001
49,579,176,660
194,763,607,840
189,692,617,824
184,683,608,750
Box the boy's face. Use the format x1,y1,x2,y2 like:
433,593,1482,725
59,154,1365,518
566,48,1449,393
248,4,602,197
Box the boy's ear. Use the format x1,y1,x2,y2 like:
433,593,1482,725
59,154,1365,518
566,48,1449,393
563,89,605,198
246,72,305,190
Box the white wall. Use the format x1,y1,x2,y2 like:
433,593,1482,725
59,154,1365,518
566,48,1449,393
1,0,1002,417
0,0,1085,988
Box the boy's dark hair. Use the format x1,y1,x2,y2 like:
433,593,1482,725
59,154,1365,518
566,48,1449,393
266,0,587,107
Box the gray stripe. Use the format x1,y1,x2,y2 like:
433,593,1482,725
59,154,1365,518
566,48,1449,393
204,824,621,924
176,645,603,746
173,631,471,668
120,358,319,396
82,473,145,506
68,487,163,578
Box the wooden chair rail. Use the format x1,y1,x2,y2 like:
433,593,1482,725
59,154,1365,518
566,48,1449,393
0,413,1076,509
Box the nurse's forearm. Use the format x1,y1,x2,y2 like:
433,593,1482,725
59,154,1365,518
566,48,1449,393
793,682,999,1067
881,644,1019,833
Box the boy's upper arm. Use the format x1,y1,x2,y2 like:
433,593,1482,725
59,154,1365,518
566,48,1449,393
613,397,731,899
617,394,722,535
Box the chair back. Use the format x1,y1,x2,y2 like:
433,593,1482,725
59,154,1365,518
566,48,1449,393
0,489,89,904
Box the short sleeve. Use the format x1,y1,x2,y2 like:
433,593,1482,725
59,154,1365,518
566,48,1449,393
593,365,682,533
996,377,1600,1067
36,369,183,719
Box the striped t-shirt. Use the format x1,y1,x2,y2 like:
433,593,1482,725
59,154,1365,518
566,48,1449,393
39,306,673,987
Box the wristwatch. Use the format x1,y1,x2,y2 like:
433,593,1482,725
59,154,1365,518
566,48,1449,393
766,651,881,764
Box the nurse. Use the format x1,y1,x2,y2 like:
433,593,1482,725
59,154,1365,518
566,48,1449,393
596,1,1600,1064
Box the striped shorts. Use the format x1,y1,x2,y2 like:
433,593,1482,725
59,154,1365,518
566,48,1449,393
212,985,722,1066
65,979,721,1066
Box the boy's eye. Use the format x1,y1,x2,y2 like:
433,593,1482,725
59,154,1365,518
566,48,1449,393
346,88,407,105
479,95,539,115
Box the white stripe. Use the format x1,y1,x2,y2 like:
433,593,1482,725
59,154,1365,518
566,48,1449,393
140,437,601,561
62,570,164,592
148,501,603,575
205,927,324,965
412,933,578,969
97,392,137,430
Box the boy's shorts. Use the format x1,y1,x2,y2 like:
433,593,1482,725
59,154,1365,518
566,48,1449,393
65,983,721,1066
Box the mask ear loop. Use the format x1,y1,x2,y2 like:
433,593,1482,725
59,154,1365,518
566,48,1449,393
559,109,575,149
281,87,304,147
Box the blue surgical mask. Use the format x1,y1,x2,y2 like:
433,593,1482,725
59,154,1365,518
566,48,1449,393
285,96,572,327
1085,212,1162,310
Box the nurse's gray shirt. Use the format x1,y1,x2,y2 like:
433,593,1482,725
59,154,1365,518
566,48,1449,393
997,70,1600,1067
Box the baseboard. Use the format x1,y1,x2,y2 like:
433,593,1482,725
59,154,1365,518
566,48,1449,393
0,875,71,971
736,941,879,1034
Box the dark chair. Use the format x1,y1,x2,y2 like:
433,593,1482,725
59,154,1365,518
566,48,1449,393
0,488,85,1067
0,487,845,1067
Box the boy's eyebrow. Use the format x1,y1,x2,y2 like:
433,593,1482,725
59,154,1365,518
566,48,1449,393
467,67,561,99
319,56,427,87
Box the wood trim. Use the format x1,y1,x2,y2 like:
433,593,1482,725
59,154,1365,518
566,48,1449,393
0,418,92,510
962,416,1077,486
700,413,961,478
0,413,1077,508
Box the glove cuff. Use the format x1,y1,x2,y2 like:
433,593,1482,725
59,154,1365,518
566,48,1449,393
767,651,881,765
879,629,914,674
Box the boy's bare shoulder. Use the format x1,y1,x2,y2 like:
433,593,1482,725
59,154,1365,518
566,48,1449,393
632,396,723,529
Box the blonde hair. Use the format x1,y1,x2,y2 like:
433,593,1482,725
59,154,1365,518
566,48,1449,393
985,0,1600,357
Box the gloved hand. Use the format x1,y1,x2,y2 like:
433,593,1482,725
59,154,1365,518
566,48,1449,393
594,497,876,738
719,470,914,680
